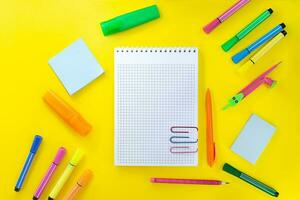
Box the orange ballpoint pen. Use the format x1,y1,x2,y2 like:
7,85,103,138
63,169,93,200
206,89,216,167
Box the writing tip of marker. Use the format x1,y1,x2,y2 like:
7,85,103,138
222,182,229,184
14,187,20,192
48,197,54,200
33,196,38,200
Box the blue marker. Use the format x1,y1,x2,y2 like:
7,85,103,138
15,135,42,192
232,23,286,64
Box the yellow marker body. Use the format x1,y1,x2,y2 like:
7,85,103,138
48,149,84,200
251,31,286,62
239,31,286,73
49,165,74,199
238,61,253,74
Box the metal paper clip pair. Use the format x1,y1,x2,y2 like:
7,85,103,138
169,126,198,154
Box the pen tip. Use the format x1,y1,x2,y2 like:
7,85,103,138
33,196,38,200
222,105,229,111
14,187,20,192
222,182,229,184
48,197,54,200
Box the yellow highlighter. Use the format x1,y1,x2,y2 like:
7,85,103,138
239,30,287,73
48,149,84,200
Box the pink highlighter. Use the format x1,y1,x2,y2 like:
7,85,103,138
203,0,251,34
33,147,66,200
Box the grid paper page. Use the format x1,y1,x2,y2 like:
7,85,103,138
115,47,198,166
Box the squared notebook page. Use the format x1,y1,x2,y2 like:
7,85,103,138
115,47,198,166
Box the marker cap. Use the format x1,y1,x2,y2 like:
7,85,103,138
268,8,274,14
53,147,67,165
281,30,287,36
30,135,43,154
101,5,160,36
280,23,286,29
43,90,92,136
69,115,92,136
222,36,239,52
203,18,220,34
78,169,93,187
70,149,85,166
232,49,250,64
223,163,242,177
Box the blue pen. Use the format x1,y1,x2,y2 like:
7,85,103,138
15,135,42,192
232,23,285,64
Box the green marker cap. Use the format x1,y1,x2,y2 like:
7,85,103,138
223,163,242,177
222,36,239,52
101,5,160,36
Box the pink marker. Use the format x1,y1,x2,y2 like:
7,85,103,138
33,147,66,200
203,0,251,34
151,178,228,185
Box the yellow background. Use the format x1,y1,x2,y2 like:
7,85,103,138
1,0,299,199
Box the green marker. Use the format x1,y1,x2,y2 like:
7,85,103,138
222,8,273,52
100,5,160,36
223,163,279,197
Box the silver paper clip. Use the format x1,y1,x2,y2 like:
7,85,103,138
170,146,198,154
170,136,198,144
170,126,198,133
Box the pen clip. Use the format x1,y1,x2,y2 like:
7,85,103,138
263,77,277,88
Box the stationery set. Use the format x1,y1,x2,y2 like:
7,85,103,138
14,1,287,199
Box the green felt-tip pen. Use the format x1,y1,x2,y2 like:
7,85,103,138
222,8,273,52
223,163,279,197
100,5,160,36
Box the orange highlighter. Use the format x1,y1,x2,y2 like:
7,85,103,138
43,90,92,136
205,89,216,167
63,169,93,200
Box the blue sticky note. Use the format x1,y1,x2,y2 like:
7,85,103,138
231,114,276,164
49,39,104,95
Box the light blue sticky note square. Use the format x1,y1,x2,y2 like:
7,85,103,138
49,39,104,95
231,114,276,164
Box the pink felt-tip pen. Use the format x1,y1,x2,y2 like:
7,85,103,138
151,178,228,185
203,0,251,34
33,147,66,200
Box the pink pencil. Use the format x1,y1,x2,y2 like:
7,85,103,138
151,178,228,185
203,0,251,34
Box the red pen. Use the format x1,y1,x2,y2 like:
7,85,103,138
151,178,228,185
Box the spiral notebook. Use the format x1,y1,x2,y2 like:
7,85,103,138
115,47,198,166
